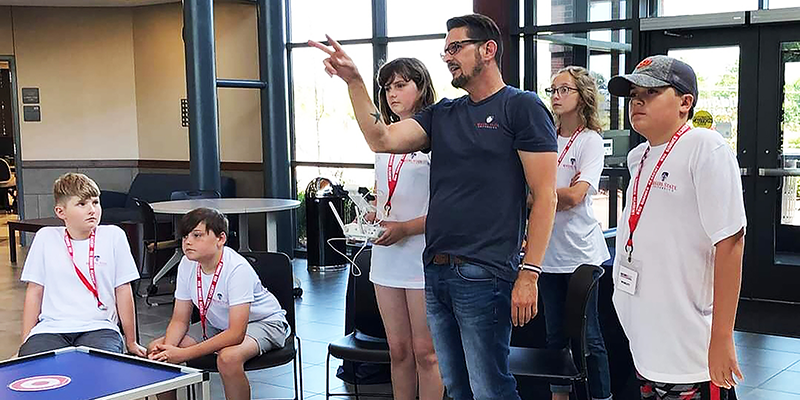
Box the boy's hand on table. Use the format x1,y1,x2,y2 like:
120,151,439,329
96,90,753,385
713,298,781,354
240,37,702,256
148,343,189,364
127,341,147,357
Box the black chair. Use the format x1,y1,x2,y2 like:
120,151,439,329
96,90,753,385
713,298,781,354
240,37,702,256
132,198,182,306
0,158,16,213
326,249,392,399
169,190,221,201
186,252,303,400
508,264,605,399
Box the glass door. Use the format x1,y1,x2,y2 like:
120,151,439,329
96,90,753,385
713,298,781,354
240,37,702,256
751,25,800,302
649,21,800,302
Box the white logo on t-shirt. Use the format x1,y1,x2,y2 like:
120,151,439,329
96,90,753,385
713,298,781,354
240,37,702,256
486,115,494,123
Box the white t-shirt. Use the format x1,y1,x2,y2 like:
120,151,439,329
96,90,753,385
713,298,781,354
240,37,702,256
370,151,430,289
612,127,747,384
20,225,140,339
542,129,610,273
174,247,286,330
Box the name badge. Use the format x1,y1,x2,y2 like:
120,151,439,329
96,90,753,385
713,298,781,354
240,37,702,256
617,259,639,296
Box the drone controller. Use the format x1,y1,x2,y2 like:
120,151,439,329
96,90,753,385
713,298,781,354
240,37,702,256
328,184,385,243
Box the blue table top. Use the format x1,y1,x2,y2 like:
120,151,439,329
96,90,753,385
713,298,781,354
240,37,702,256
1,348,188,400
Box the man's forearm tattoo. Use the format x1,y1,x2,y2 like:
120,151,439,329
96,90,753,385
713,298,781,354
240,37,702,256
371,110,381,124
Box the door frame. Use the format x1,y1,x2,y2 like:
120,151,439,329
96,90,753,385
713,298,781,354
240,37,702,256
0,55,24,220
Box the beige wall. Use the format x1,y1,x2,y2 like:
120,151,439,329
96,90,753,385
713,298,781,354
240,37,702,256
13,7,140,160
2,3,262,162
0,7,12,55
133,2,262,163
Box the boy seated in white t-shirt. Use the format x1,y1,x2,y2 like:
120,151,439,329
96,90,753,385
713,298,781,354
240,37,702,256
19,173,145,357
608,56,746,400
147,207,289,400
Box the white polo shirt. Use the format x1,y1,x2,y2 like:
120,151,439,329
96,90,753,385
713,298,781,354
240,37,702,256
174,247,286,330
613,127,746,384
542,129,610,273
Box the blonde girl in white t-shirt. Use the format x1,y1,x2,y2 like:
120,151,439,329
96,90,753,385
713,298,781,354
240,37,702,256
541,66,612,400
368,57,443,400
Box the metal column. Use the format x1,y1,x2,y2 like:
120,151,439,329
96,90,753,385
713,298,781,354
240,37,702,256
183,0,221,193
260,0,294,254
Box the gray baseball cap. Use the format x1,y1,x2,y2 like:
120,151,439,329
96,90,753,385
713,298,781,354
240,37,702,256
608,55,698,105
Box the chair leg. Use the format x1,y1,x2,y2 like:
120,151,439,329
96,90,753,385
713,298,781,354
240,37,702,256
297,337,304,399
325,352,331,399
353,363,359,400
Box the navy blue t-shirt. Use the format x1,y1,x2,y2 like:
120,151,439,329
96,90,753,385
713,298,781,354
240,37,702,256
412,85,556,282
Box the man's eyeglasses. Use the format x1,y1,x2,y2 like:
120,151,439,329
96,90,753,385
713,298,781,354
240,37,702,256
440,39,486,60
544,86,579,97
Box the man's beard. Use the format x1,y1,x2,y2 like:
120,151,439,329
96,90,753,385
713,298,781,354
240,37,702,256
451,52,485,88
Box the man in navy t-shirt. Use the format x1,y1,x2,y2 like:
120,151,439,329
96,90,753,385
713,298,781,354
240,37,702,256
310,14,557,400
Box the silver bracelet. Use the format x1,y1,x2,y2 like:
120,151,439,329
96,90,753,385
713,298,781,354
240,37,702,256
519,263,542,275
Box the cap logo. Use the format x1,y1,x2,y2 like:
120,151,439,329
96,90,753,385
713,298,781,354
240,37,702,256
636,58,654,70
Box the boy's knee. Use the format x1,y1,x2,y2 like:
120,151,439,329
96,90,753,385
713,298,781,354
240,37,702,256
216,347,245,374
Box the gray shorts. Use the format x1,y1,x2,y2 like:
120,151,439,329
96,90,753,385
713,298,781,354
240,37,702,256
19,329,123,357
185,319,290,355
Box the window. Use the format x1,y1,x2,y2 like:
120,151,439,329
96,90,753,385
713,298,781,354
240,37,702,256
535,0,630,25
289,0,371,41
768,0,800,8
387,0,472,36
656,0,757,17
291,44,375,164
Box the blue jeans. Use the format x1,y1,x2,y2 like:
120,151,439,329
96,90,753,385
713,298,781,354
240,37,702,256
540,271,612,400
424,261,521,400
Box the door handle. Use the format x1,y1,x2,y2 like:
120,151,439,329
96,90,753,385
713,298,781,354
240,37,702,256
758,168,800,177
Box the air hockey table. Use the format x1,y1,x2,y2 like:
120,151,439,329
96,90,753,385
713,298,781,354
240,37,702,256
1,346,210,399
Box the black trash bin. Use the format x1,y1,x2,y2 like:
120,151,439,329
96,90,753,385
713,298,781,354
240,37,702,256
306,177,348,271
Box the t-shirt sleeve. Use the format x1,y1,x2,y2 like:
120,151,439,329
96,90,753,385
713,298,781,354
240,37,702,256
576,133,606,194
174,257,194,301
694,144,747,244
20,229,48,286
508,91,557,153
411,102,437,139
112,226,140,287
226,262,257,307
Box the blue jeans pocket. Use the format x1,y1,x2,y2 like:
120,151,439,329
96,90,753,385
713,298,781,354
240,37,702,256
454,263,494,282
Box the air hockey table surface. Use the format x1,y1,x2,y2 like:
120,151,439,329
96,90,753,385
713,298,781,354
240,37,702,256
0,346,209,399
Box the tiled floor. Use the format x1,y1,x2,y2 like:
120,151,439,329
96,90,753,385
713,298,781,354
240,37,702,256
2,215,800,399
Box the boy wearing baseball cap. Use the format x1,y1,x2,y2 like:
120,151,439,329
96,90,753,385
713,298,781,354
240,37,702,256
608,55,746,400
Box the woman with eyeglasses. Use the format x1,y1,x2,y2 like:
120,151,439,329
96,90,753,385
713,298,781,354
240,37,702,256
541,66,612,400
369,57,443,400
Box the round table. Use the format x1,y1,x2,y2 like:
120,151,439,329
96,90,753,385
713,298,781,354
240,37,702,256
150,198,300,253
148,198,300,294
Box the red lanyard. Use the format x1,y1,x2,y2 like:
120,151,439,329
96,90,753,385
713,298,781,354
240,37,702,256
556,125,584,166
196,248,224,340
626,124,691,261
384,154,408,216
64,229,106,310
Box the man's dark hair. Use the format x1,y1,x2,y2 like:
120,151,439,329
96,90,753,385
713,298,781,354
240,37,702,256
446,13,503,68
179,207,228,238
